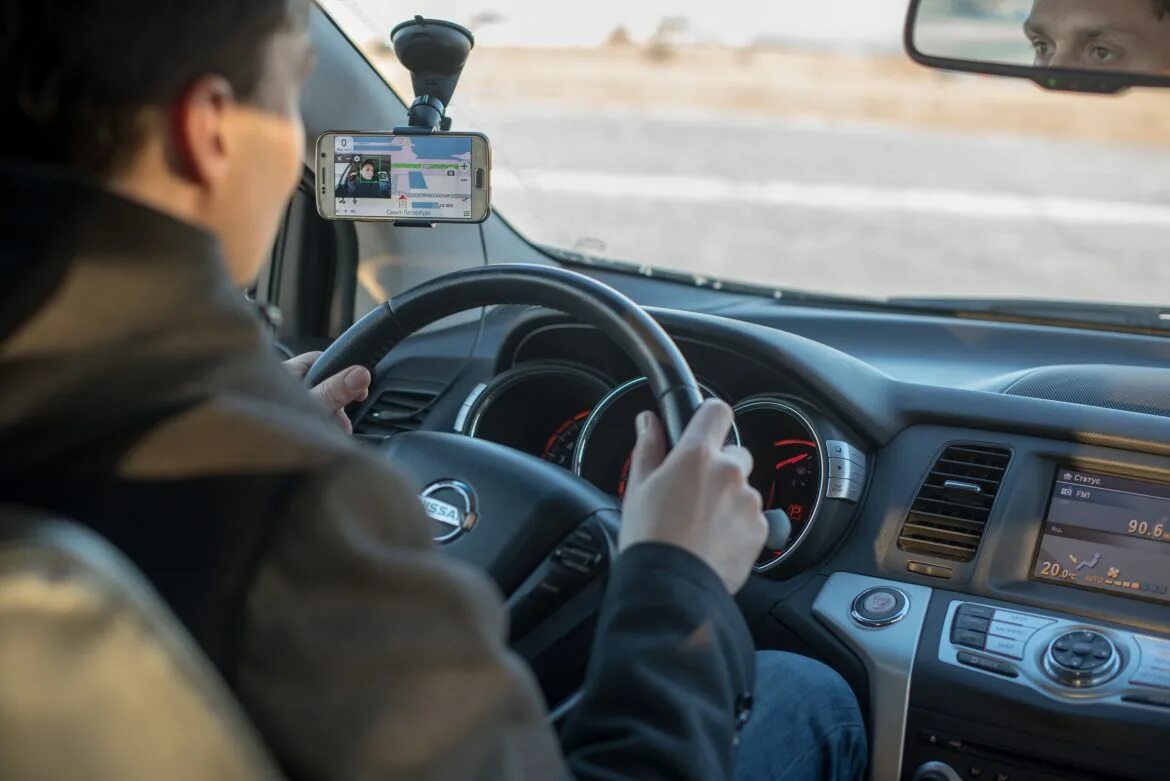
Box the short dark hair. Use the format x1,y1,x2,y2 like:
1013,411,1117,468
0,0,309,176
1156,0,1170,18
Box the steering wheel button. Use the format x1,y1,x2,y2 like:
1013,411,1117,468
1054,640,1071,652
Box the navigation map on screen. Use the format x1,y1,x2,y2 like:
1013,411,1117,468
333,134,473,220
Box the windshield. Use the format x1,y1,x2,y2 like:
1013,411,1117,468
319,0,1170,308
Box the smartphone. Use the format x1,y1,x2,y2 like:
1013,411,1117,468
315,131,491,223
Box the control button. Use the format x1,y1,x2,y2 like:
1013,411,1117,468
1131,635,1170,691
956,651,1019,678
955,614,990,632
952,628,988,650
990,609,1055,632
907,561,954,579
984,634,1026,660
827,457,865,483
1045,631,1120,687
827,477,863,503
956,603,995,621
825,440,866,466
851,586,910,627
1122,693,1170,709
987,620,1037,643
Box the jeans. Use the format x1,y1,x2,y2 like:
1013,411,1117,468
734,651,868,781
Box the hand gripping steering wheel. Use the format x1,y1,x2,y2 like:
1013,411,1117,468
306,266,704,669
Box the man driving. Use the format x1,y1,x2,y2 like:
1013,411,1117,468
1025,0,1170,72
0,2,865,779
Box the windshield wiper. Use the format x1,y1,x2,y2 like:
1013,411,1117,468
890,297,1170,334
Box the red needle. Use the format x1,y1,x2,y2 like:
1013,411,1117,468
775,453,810,471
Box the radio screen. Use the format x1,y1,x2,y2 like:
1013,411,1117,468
1033,468,1170,604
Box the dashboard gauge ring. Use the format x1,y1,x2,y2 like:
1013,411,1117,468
732,398,827,572
463,364,610,440
572,377,740,491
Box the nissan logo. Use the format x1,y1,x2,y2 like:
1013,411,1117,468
420,480,478,543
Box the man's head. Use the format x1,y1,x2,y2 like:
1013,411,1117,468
1026,0,1170,73
0,0,314,284
360,161,376,181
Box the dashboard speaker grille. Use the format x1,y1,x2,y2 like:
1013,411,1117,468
354,379,443,440
897,444,1012,563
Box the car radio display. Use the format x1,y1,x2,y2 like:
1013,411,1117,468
1032,468,1170,605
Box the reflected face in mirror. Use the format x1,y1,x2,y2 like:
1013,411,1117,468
1025,0,1170,72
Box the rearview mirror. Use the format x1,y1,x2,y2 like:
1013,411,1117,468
905,0,1170,93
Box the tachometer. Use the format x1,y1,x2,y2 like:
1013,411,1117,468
465,365,610,466
733,399,825,570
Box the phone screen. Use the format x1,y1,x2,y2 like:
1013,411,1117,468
331,134,475,220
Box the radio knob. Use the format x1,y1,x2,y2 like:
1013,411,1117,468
1044,630,1120,687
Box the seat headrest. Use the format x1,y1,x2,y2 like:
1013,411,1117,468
0,506,281,781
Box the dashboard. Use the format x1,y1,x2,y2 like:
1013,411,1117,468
359,295,1170,781
453,323,866,572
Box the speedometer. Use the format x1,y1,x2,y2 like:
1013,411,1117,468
541,409,591,468
733,399,826,570
574,378,738,497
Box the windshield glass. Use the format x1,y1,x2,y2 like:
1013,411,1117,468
319,0,1170,308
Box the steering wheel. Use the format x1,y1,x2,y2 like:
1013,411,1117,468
306,264,704,690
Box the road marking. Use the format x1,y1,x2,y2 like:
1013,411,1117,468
493,169,1170,227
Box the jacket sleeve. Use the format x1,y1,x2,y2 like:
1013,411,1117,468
560,543,756,781
233,453,754,781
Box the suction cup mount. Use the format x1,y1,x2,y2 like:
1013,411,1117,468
390,16,475,131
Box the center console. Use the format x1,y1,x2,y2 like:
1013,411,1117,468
804,428,1170,781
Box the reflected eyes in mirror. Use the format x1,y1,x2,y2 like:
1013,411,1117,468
910,0,1170,92
1030,36,1054,63
1088,44,1120,64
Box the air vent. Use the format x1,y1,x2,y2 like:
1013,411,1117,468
897,444,1012,563
354,379,443,440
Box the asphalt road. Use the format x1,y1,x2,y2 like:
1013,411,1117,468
476,108,1170,307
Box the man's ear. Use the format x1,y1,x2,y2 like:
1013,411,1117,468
170,75,236,188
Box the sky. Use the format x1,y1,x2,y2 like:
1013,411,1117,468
328,0,911,51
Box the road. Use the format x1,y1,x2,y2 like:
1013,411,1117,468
476,108,1170,306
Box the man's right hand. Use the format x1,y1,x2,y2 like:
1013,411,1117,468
620,399,767,594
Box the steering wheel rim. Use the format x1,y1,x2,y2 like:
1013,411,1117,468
305,263,704,445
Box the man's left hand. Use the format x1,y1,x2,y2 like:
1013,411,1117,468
283,351,371,434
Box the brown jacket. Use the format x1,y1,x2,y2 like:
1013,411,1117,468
0,166,755,780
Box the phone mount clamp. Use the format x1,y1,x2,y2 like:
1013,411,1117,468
390,16,475,133
385,16,475,228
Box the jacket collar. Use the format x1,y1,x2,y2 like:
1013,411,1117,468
0,164,272,472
